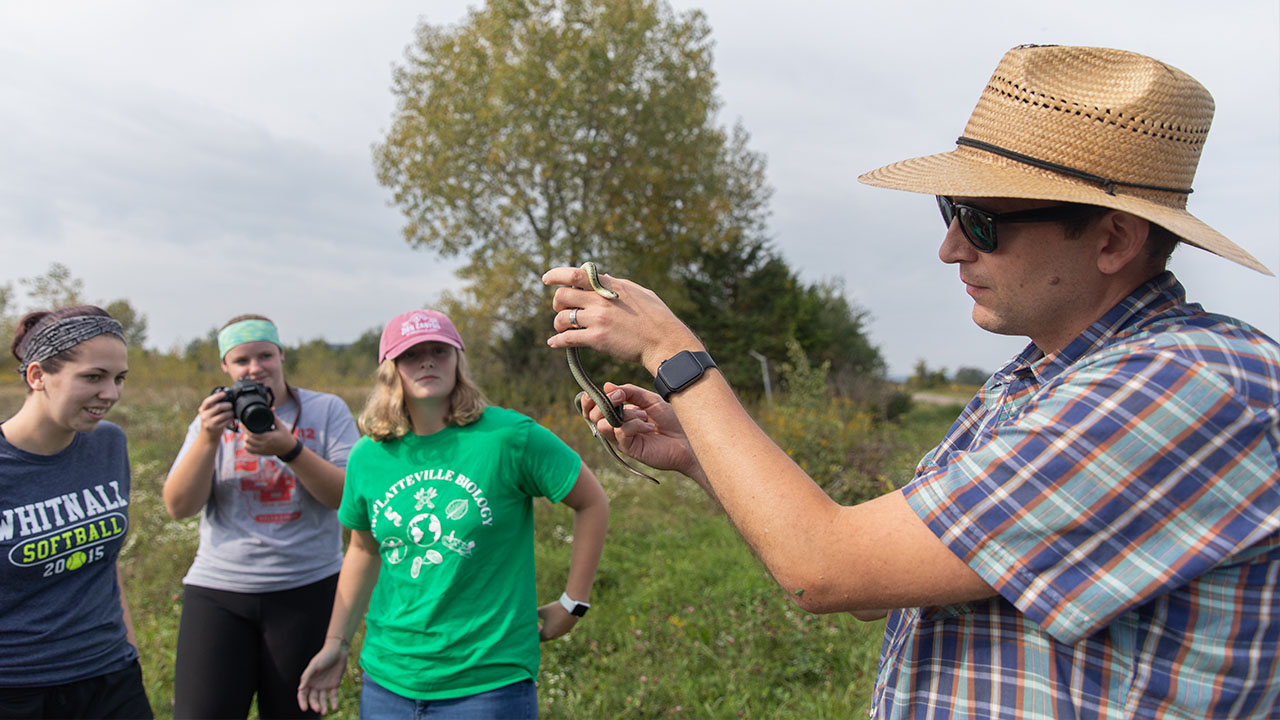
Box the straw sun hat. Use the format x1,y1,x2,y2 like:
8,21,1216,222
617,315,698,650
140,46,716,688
859,44,1271,275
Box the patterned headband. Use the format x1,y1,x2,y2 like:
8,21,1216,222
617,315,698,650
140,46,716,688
217,319,280,359
17,315,125,376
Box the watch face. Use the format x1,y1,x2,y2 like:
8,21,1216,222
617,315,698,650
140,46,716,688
660,351,705,387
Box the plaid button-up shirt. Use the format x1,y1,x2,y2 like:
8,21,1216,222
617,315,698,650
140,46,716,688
874,272,1280,719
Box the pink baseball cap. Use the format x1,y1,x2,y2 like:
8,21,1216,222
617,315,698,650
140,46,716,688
378,309,465,363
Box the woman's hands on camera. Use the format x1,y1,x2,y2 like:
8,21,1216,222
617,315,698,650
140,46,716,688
196,391,293,456
196,391,236,439
242,419,295,456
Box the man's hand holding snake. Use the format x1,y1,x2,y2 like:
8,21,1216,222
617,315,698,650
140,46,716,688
545,265,713,485
577,382,703,482
543,265,702,375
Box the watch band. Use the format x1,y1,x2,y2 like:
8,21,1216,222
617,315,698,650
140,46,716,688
653,350,717,402
277,438,304,463
559,591,590,617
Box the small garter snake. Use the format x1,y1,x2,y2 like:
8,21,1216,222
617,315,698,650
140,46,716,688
567,262,659,484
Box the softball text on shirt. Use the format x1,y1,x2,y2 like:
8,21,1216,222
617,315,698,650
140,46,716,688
2,482,128,577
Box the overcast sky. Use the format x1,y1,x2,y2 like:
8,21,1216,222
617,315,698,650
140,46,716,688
2,1,1276,379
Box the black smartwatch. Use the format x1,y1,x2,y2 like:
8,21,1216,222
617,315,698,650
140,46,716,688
653,350,717,402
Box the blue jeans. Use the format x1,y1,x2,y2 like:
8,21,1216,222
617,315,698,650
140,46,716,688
359,673,537,720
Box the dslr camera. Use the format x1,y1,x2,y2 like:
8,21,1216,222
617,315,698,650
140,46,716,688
212,379,276,434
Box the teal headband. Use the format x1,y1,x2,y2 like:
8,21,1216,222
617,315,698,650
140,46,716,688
217,319,281,359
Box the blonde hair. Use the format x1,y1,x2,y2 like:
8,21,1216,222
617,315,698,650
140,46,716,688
357,348,489,442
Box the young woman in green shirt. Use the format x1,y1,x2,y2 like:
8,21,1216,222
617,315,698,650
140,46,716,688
297,309,609,718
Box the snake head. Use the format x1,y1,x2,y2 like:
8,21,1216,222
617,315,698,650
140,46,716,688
580,261,620,300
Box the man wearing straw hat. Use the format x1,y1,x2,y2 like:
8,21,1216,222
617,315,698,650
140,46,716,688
544,44,1280,717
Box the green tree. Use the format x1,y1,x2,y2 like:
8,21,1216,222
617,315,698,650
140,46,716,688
778,338,830,410
374,0,772,381
345,328,382,376
104,299,149,347
952,366,989,386
0,282,15,356
184,328,222,375
679,239,884,399
21,262,84,310
794,278,884,394
287,333,382,389
679,237,802,395
3,265,95,359
8,265,148,350
907,359,949,389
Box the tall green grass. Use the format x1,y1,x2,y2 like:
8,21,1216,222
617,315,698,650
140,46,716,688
0,375,959,719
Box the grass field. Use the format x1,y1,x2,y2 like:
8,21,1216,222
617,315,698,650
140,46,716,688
0,380,962,719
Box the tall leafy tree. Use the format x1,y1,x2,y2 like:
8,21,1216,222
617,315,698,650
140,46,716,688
679,237,803,394
8,265,149,350
104,299,149,348
952,366,990,386
20,263,84,310
680,240,884,398
794,278,884,394
374,0,771,379
374,0,888,408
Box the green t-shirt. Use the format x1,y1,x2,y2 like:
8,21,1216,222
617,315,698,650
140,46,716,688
338,406,581,700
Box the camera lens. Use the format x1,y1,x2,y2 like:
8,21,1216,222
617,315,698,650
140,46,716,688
228,379,275,433
238,403,275,434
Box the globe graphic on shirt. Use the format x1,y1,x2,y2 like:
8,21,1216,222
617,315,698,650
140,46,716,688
408,513,442,546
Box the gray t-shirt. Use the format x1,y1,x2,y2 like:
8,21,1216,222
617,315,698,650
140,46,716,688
171,387,358,593
0,421,138,686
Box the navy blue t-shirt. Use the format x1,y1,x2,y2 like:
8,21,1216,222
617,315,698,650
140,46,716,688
0,420,138,686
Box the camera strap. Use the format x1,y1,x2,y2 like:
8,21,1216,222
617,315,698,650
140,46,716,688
284,385,301,435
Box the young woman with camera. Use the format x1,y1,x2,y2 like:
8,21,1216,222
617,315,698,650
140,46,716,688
0,306,152,718
163,314,359,719
296,309,609,718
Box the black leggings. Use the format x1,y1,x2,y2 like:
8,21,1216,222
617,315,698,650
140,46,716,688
172,574,338,720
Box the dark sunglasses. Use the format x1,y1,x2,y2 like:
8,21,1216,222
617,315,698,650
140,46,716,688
936,195,1104,253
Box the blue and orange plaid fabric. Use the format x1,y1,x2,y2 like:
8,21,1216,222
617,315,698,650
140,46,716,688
875,273,1280,719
